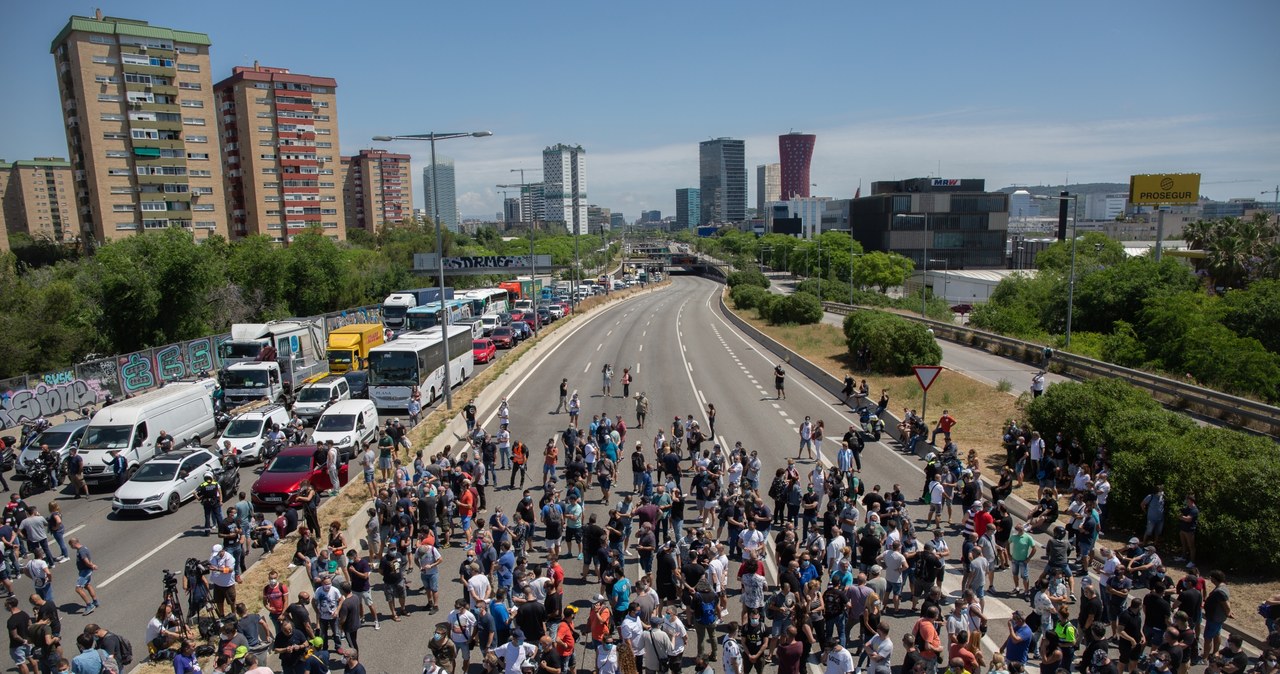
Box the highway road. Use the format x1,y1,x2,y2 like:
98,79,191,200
334,275,1080,674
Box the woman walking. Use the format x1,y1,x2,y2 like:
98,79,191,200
602,363,614,397
706,404,717,438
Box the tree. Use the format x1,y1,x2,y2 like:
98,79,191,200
1072,256,1199,334
1034,233,1126,273
727,270,770,289
766,292,823,325
225,235,290,319
1220,279,1280,354
842,311,942,375
853,251,914,292
1184,213,1280,289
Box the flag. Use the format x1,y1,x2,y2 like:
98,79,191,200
855,180,862,199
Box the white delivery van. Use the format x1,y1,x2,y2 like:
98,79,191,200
79,380,219,484
291,375,352,425
310,399,379,461
214,403,291,464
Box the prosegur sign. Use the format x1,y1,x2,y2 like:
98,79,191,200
1129,173,1200,205
413,253,553,275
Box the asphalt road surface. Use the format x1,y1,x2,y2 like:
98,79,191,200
328,275,1091,674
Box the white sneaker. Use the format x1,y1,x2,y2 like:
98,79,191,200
374,622,380,630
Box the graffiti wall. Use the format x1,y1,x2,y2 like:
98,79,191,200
1,304,384,430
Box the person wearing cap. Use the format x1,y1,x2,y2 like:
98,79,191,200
639,614,673,674
312,574,342,652
209,543,239,618
197,470,224,535
493,629,536,674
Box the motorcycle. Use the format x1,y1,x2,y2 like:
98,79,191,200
857,406,885,442
214,410,232,433
19,460,56,499
260,438,284,464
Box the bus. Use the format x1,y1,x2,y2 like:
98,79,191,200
366,325,473,410
462,288,510,317
405,299,472,331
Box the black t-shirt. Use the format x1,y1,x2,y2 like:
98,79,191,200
741,621,765,655
1177,588,1203,623
1143,593,1171,633
274,629,307,667
513,601,546,641
6,611,30,649
35,603,58,638
286,603,311,632
380,554,404,584
1204,588,1229,623
349,558,371,592
538,649,562,671
657,553,677,590
583,524,606,553
1117,609,1143,644
1079,596,1105,632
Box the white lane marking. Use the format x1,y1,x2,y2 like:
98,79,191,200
583,361,592,373
67,524,87,536
607,330,613,336
642,331,646,337
99,530,186,588
778,410,788,417
597,343,602,351
638,344,643,352
635,362,641,373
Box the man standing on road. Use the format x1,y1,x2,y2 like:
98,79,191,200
931,411,956,446
634,392,649,429
324,442,340,497
209,544,240,618
1008,524,1037,597
65,448,88,500
197,472,223,535
68,539,98,616
1141,485,1166,544
796,418,815,462
18,507,53,568
774,364,787,400
554,379,569,415
1031,372,1046,398
313,574,342,652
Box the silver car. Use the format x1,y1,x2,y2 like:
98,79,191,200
16,420,89,477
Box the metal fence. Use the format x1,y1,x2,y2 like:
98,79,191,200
0,304,383,430
821,301,1280,438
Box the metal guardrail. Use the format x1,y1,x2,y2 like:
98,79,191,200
822,301,1280,437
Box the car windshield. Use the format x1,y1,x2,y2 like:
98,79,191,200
31,430,72,450
326,349,353,365
218,342,261,359
223,419,264,438
316,414,355,432
473,341,487,349
492,328,511,337
297,387,333,403
130,462,179,482
226,371,269,388
81,425,131,450
266,454,312,473
368,351,418,386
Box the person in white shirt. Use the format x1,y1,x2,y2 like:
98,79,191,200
865,623,894,674
721,621,743,674
595,632,619,674
465,563,491,609
447,599,477,671
620,607,645,662
826,534,847,572
661,606,688,658
492,629,537,674
208,544,239,617
823,638,856,674
325,442,340,496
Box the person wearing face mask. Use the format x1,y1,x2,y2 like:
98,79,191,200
660,607,688,673
493,629,537,674
741,608,766,674
427,624,457,674
595,632,619,674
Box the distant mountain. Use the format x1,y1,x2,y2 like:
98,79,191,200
996,182,1129,196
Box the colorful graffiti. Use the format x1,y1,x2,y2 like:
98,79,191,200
325,305,382,332
119,352,156,394
0,380,98,427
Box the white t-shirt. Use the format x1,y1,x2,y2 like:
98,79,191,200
929,481,945,504
883,551,908,583
722,636,743,674
620,615,645,657
494,642,536,674
467,573,492,608
663,617,688,655
867,635,894,674
1030,438,1045,461
448,609,476,645
1095,479,1111,505
825,646,856,674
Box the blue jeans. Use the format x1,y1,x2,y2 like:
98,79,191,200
51,529,69,560
203,503,223,530
824,613,847,647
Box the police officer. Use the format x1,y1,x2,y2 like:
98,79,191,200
198,472,224,535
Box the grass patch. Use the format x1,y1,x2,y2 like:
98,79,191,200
996,378,1013,393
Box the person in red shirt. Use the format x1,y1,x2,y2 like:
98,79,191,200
546,559,565,618
554,607,577,669
456,480,477,545
972,502,994,539
931,411,957,445
948,630,981,672
913,606,943,669
774,626,805,674
261,570,289,634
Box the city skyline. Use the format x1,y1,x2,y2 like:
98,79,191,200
2,2,1277,224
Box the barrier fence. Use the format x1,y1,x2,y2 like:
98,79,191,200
0,304,383,429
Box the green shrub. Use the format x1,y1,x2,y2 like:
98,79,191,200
730,284,771,311
1183,324,1280,402
1026,378,1280,573
726,270,770,289
842,310,942,375
1103,321,1147,368
766,291,823,325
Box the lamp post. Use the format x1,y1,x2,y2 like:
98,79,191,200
1035,194,1080,348
372,130,493,410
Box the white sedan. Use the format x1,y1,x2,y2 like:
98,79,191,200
111,448,239,516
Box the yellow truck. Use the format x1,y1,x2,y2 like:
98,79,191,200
325,323,385,374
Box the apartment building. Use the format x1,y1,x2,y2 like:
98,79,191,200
51,12,226,243
341,149,413,233
215,64,342,242
1,158,83,243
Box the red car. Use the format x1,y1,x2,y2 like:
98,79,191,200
473,338,497,363
490,326,516,348
509,309,529,323
556,300,572,316
250,445,348,510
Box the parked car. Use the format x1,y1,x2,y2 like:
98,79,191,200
473,338,497,363
543,304,564,320
555,300,572,316
510,320,533,341
16,420,90,478
111,448,239,516
490,327,516,348
508,310,530,325
214,403,290,464
291,376,352,425
342,370,369,400
310,400,379,461
537,307,553,324
250,445,349,510
479,315,499,336
950,303,974,315
494,312,513,326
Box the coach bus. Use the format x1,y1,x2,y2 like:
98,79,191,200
366,325,472,410
462,288,510,317
404,299,473,331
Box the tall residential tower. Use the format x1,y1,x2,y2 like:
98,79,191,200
422,157,459,232
700,138,746,224
543,144,587,235
215,64,343,241
756,163,780,213
51,13,226,243
676,187,701,229
341,149,412,232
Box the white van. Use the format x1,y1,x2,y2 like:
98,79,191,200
291,376,352,425
214,403,291,463
310,399,379,461
79,380,219,484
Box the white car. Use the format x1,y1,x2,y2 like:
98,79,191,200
292,376,351,425
480,315,499,336
214,403,289,464
111,448,239,516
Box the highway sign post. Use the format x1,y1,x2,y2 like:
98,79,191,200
913,365,943,424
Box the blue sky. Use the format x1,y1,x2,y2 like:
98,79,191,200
4,1,1278,219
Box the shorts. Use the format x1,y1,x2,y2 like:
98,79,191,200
887,581,903,598
363,468,375,484
76,569,93,588
701,501,716,512
770,617,792,638
1011,560,1030,579
383,582,407,602
461,516,474,532
1203,620,1223,640
356,589,374,607
543,464,557,475
1144,519,1164,538
941,494,953,506
212,584,237,605
972,585,986,599
378,457,393,470
544,533,562,550
420,572,439,592
928,504,942,517
1046,563,1071,578
10,645,30,665
564,528,582,543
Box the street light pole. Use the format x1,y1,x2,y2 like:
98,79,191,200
373,130,492,410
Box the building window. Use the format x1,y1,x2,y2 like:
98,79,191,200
115,221,139,230
105,150,128,158
263,182,280,189
121,53,150,66
178,81,202,90
94,75,120,84
194,220,216,229
187,152,209,160
140,202,167,212
103,131,128,140
265,209,281,216
131,129,159,140
180,99,204,108
100,113,124,122
110,186,134,194
176,63,200,72
191,186,214,195
257,126,274,133
98,94,122,102
107,168,131,176
262,168,279,175
193,204,215,212
260,154,277,160
163,183,189,193
176,45,198,54
189,169,212,177
259,140,273,147
185,134,207,143
113,203,136,212
89,35,113,44
123,73,152,85
91,56,117,64
143,219,170,229
314,115,330,122
316,128,331,135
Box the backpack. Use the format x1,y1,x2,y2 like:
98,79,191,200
822,588,847,619
768,476,786,501
112,633,134,666
544,504,563,528
696,595,718,626
98,650,120,674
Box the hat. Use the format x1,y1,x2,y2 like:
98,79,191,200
512,629,526,640
869,564,883,575
593,594,607,604
212,544,223,553
234,646,249,659
1011,610,1024,620
648,615,663,626
204,471,214,479
310,636,324,649
1128,537,1140,545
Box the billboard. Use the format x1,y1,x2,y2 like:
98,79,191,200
930,179,961,187
413,254,553,275
1129,173,1200,205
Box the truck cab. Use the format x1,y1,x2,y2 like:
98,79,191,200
221,361,286,408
